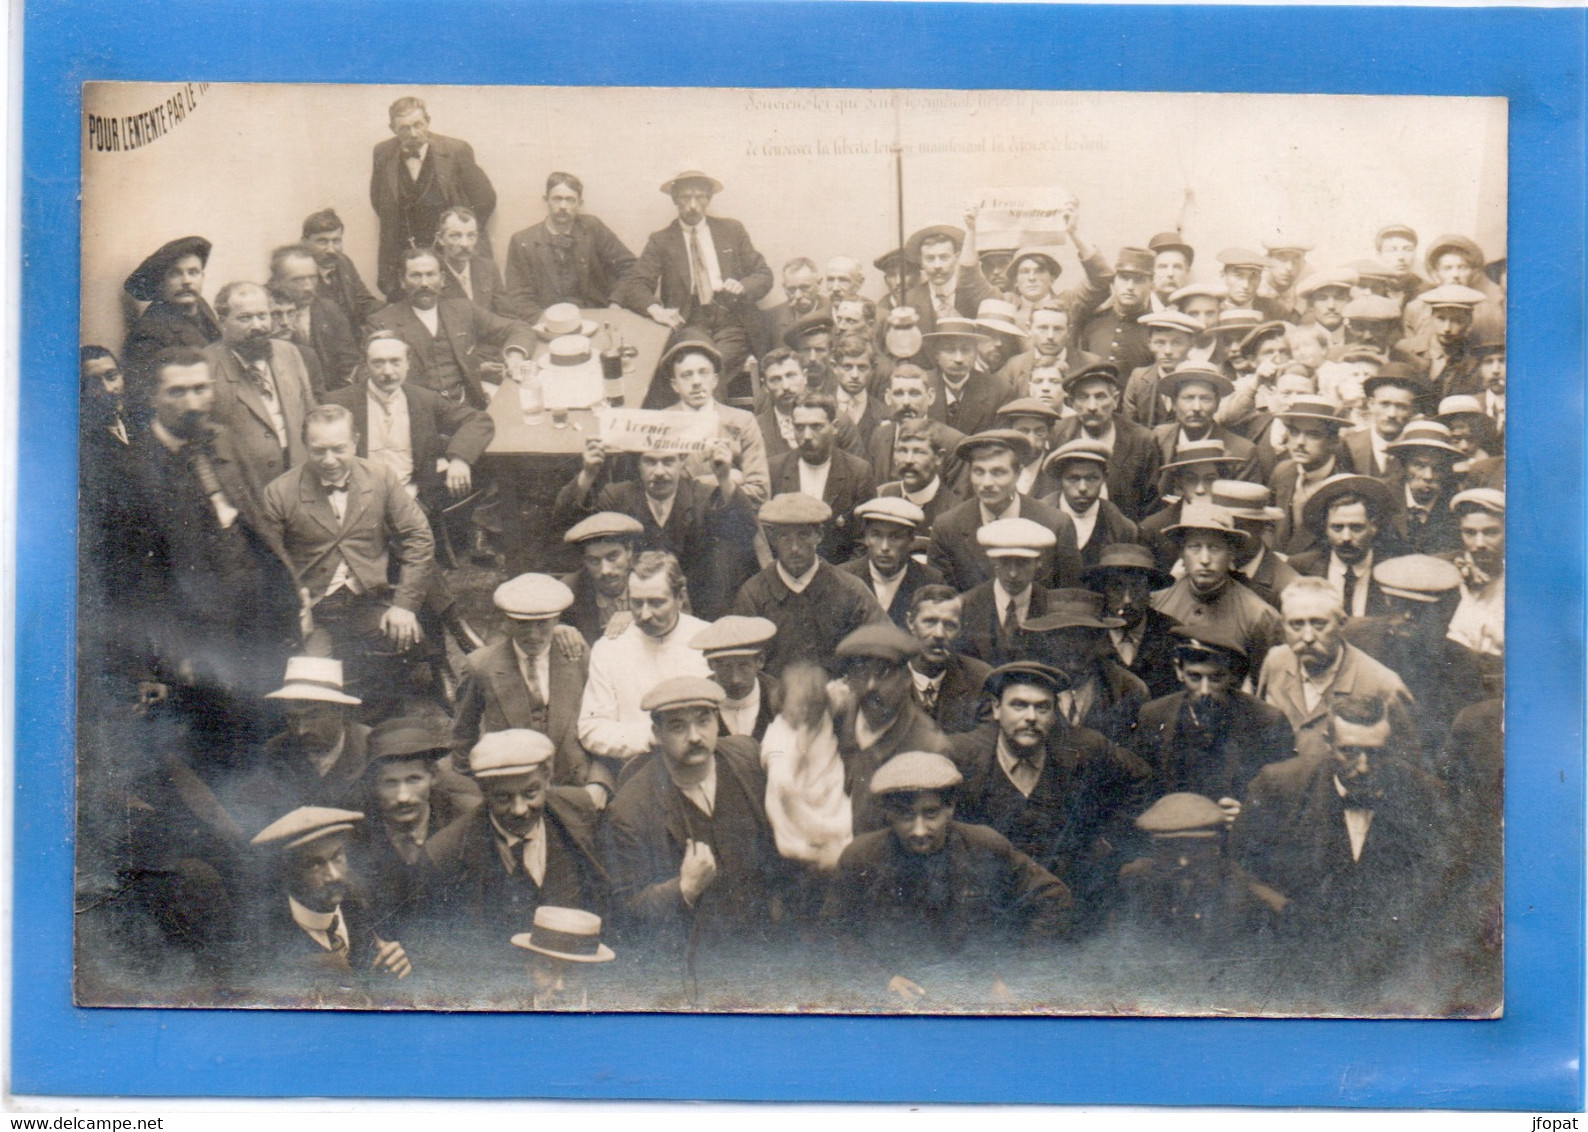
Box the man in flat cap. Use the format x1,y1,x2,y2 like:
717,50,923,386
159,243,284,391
920,316,1010,437
370,96,497,302
825,750,1071,1007
785,311,837,393
956,517,1057,668
1402,234,1505,339
768,391,877,564
1400,283,1490,398
1169,282,1228,367
559,511,643,645
839,497,945,628
1120,309,1201,429
122,235,223,385
1150,363,1272,485
426,730,607,976
1259,236,1312,319
247,806,414,996
1038,438,1140,568
1133,625,1295,818
902,585,992,736
1078,246,1156,375
1446,488,1505,662
927,430,1082,593
1267,397,1357,555
1258,577,1417,748
1022,589,1152,749
951,662,1148,928
614,169,771,380
1386,421,1466,555
690,616,780,742
654,330,771,510
730,494,887,677
991,397,1060,500
1050,361,1163,523
603,676,787,1001
1083,544,1182,700
1284,474,1399,617
500,171,637,323
1152,503,1284,676
578,550,712,771
1219,320,1293,430
300,209,382,330
452,573,607,800
1216,247,1290,323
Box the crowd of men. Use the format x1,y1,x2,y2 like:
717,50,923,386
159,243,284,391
76,95,1505,1014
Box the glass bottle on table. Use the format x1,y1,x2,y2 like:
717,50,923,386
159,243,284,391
600,320,625,407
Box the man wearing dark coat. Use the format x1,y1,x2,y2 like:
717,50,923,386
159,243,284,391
838,497,945,629
954,517,1057,669
370,97,497,301
300,208,382,329
1082,545,1183,700
903,586,992,736
767,391,877,564
268,244,363,395
121,236,223,385
558,512,643,645
501,172,638,322
1052,361,1164,523
1023,590,1154,749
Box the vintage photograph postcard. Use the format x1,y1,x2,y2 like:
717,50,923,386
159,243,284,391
73,81,1505,1018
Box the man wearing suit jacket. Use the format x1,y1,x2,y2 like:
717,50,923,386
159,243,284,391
1036,438,1141,568
690,616,781,743
202,282,318,488
558,512,644,646
1257,577,1417,748
268,245,362,395
897,219,998,338
753,348,866,463
1149,364,1273,486
955,518,1056,669
450,574,608,797
301,209,381,328
1023,590,1153,749
1082,544,1183,701
904,585,992,735
1341,365,1432,482
501,172,637,322
921,317,1015,437
768,391,877,564
370,97,497,301
433,207,511,316
365,247,536,411
1267,397,1359,555
1051,361,1163,523
614,169,772,380
259,406,435,696
1284,475,1399,619
866,368,967,496
928,431,1084,593
122,236,223,385
839,497,944,628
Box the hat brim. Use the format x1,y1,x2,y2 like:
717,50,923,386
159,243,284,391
1384,439,1465,459
1299,476,1399,533
1008,252,1062,277
1026,613,1127,632
1042,450,1108,473
511,933,616,963
657,337,723,374
1161,372,1236,401
125,237,213,302
977,319,1027,341
921,329,992,344
661,175,724,195
1164,522,1257,557
265,683,362,705
533,318,599,338
1276,411,1351,429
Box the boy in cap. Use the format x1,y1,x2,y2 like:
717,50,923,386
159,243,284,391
992,397,1061,499
1138,441,1238,570
689,615,780,742
1051,361,1164,522
426,729,608,975
560,511,643,644
1038,438,1140,567
838,497,946,628
957,517,1059,668
825,750,1071,1006
1152,503,1285,677
1149,231,1195,306
730,493,888,677
1082,544,1182,700
248,806,414,994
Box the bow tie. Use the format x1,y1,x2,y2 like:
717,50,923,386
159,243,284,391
324,482,349,495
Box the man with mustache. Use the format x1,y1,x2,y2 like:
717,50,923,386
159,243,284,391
1268,397,1357,556
1148,231,1195,308
894,210,999,337
1078,247,1157,375
866,366,966,495
1021,588,1152,750
1297,267,1357,351
903,585,991,736
1120,309,1202,429
1445,488,1506,662
199,282,318,488
1149,364,1270,486
121,235,223,386
838,497,945,629
1048,361,1162,524
768,391,877,565
500,171,637,323
921,316,1011,437
1081,544,1182,701
267,244,362,395
370,96,497,302
1400,284,1490,399
1286,475,1399,618
431,206,510,316
1339,363,1431,481
760,257,828,358
1037,438,1139,569
558,512,644,645
1384,420,1466,555
753,348,866,462
1216,247,1290,324
300,208,381,329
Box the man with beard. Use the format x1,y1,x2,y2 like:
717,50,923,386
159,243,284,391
559,512,644,645
122,236,223,384
1341,364,1432,481
731,494,887,677
1037,439,1139,568
1152,503,1284,677
1257,577,1416,746
1216,247,1290,323
928,431,1082,593
1120,309,1201,429
839,497,945,628
1150,364,1270,486
201,282,319,487
616,169,772,380
1268,396,1357,555
1050,361,1162,523
300,208,382,329
267,245,362,396
957,518,1057,668
1446,488,1505,661
867,367,966,495
768,391,877,564
1297,267,1357,351
426,729,608,975
247,807,413,996
366,248,537,411
433,207,509,315
1385,421,1466,555
578,550,712,772
827,623,953,834
950,662,1147,932
1071,246,1151,375
1286,475,1400,618
920,316,1010,437
500,172,637,322
1021,589,1151,749
1082,544,1182,700
370,96,497,301
1148,231,1195,308
904,586,992,736
760,257,827,357
1133,625,1295,818
827,750,1071,1006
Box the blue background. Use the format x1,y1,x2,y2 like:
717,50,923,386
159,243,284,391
14,1,1585,1108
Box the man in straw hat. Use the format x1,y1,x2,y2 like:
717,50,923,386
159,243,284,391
921,315,1010,436
1206,480,1298,613
826,749,1071,1005
1267,395,1358,554
512,906,615,1010
1082,543,1182,700
1120,308,1202,429
1284,474,1400,617
973,298,1029,376
500,170,638,322
122,235,222,384
1385,420,1466,555
1138,440,1238,570
1150,362,1272,484
1006,221,1112,331
614,168,771,379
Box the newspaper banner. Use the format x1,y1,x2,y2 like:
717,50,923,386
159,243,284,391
975,185,1079,245
598,408,720,453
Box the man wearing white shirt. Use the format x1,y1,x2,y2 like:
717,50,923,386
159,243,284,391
433,207,509,316
690,616,780,742
1038,437,1140,569
837,497,945,628
1447,489,1505,659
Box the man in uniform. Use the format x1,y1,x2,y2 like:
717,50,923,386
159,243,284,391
1078,247,1156,374
1151,503,1284,676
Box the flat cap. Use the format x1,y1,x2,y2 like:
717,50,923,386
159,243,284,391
1169,282,1225,305
125,235,213,302
759,492,832,525
1420,283,1487,310
1210,309,1263,336
690,615,776,657
1373,554,1463,602
995,396,1061,423
639,676,727,713
954,429,1034,466
1216,247,1268,270
784,312,835,350
853,496,926,531
1363,364,1435,402
368,716,450,762
1236,321,1291,357
1170,622,1249,664
1138,309,1202,335
1348,258,1400,284
1135,792,1227,836
1043,437,1110,473
470,729,555,778
870,751,963,796
1160,362,1235,402
1210,479,1284,524
564,511,645,545
1343,294,1403,322
251,806,364,850
1297,267,1359,298
1023,588,1126,632
983,661,1071,698
835,622,923,664
1376,222,1418,246
1081,543,1174,590
1450,487,1506,517
1425,233,1484,271
1063,360,1123,394
977,516,1058,556
493,573,575,620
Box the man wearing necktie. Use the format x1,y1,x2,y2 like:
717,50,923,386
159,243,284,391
1384,420,1466,555
614,169,772,382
